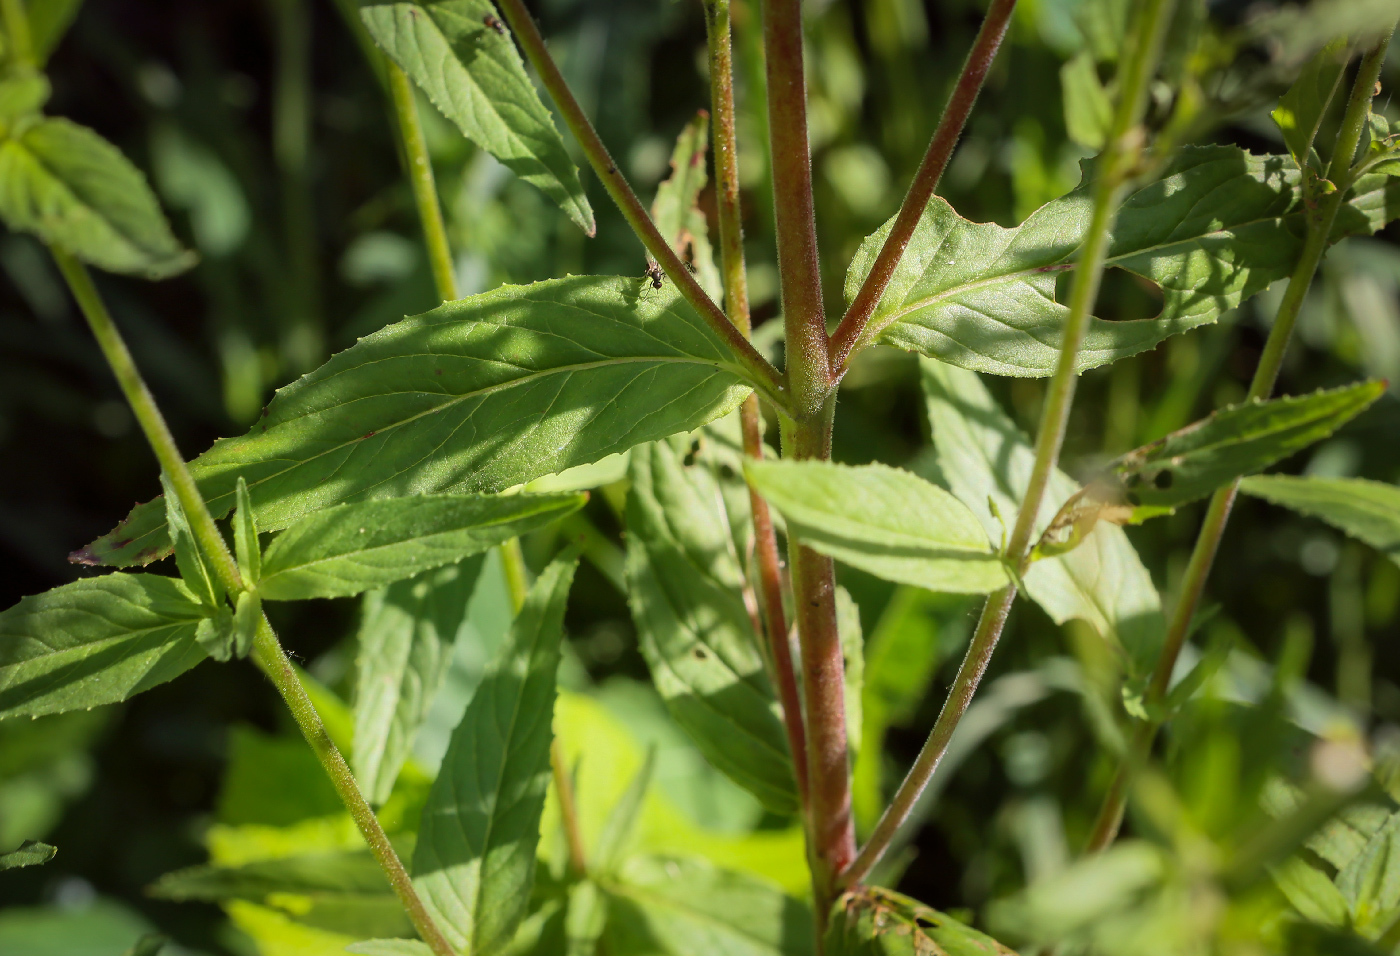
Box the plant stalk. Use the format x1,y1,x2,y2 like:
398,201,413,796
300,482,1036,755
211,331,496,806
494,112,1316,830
703,0,807,809
387,60,459,302
1083,29,1395,853
840,0,1178,888
828,0,1018,371
493,0,787,405
50,247,456,956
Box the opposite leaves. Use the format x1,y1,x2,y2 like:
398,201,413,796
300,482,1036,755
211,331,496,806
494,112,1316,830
360,0,594,234
847,146,1400,377
413,553,577,956
78,277,756,568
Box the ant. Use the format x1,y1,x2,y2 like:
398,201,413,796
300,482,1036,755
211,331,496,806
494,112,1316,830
483,14,506,35
642,260,665,290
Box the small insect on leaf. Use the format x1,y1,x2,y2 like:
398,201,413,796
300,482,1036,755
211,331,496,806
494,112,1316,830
643,259,665,290
483,14,506,35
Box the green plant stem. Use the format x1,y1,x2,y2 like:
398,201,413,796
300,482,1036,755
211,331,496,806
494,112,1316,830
828,0,1017,372
387,60,459,302
493,0,787,406
1083,29,1395,854
50,247,456,956
0,0,32,66
703,0,807,811
839,0,1178,889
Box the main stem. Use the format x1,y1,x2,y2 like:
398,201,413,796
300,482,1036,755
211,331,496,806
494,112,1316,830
1083,30,1395,853
840,0,1178,889
51,248,456,956
703,0,807,811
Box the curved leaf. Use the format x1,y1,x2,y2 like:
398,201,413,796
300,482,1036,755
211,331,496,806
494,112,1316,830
0,573,208,719
0,841,57,871
827,886,1015,955
78,276,754,568
1240,475,1400,566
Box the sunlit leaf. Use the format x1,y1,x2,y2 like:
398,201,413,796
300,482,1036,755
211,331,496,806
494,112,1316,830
566,880,608,956
849,146,1400,377
1336,809,1400,934
347,942,433,956
593,747,656,872
0,841,56,871
0,574,208,719
827,886,1015,955
1061,52,1111,150
1271,38,1349,170
745,460,1010,594
78,277,755,568
413,554,577,956
651,111,722,300
233,476,261,586
360,0,594,233
625,437,798,815
1272,857,1349,928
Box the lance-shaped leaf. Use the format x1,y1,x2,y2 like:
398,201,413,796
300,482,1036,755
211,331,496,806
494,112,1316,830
651,112,722,301
625,438,798,815
922,358,1165,675
848,145,1400,377
413,554,577,956
78,277,755,568
0,573,208,719
0,117,194,278
0,841,56,871
1111,381,1384,511
1272,38,1349,170
348,943,433,956
256,492,583,600
826,886,1015,956
1240,475,1400,567
353,556,486,805
745,460,1010,595
360,0,594,234
602,854,814,956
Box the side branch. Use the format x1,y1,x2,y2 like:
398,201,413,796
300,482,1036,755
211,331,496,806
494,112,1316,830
828,0,1017,372
493,0,787,404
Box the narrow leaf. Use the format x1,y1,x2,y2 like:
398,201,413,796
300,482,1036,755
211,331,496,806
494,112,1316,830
827,886,1015,956
256,492,583,600
836,586,864,763
160,473,219,608
565,880,608,956
0,841,56,871
353,556,486,805
0,573,208,719
28,0,86,65
922,358,1165,674
0,117,194,278
593,746,656,872
1112,381,1384,511
360,0,594,233
1271,38,1349,169
1061,52,1112,151
849,145,1400,377
744,459,1010,595
651,111,722,300
347,943,433,956
412,553,578,956
625,438,798,815
232,590,259,659
1240,475,1400,567
233,476,261,586
78,277,755,568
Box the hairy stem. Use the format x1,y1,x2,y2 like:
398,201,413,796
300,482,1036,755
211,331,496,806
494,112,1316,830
387,60,459,302
51,248,456,956
828,0,1017,371
494,0,787,404
1084,29,1395,853
703,0,807,809
841,0,1178,887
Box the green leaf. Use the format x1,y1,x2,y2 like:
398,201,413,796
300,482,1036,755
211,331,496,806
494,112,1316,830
121,935,167,956
1061,52,1112,151
848,145,1400,377
359,0,594,234
602,854,814,956
78,277,755,568
412,553,577,956
837,586,864,765
744,459,1010,595
1272,857,1349,928
1240,475,1400,567
827,886,1015,955
651,111,722,301
256,492,583,600
160,473,220,609
0,573,208,719
1271,38,1349,170
565,880,608,956
1112,381,1384,512
0,841,56,871
0,74,50,131
593,747,656,872
353,556,486,805
150,849,413,940
0,117,194,278
922,358,1165,674
347,943,433,956
625,438,798,815
194,605,236,663
233,476,261,586
231,590,259,660
1336,811,1400,935
28,0,85,65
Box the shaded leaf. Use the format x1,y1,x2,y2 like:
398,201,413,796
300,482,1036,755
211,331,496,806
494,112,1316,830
849,146,1400,377
625,438,798,815
28,0,86,65
1240,475,1400,567
0,574,208,719
1271,38,1349,170
837,586,863,764
0,841,56,871
745,459,1010,594
233,476,261,586
160,473,219,609
0,117,194,278
360,0,594,233
257,492,583,600
827,886,1016,955
922,358,1165,674
121,935,167,956
651,111,721,300
412,554,577,956
1061,52,1111,151
79,277,755,568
